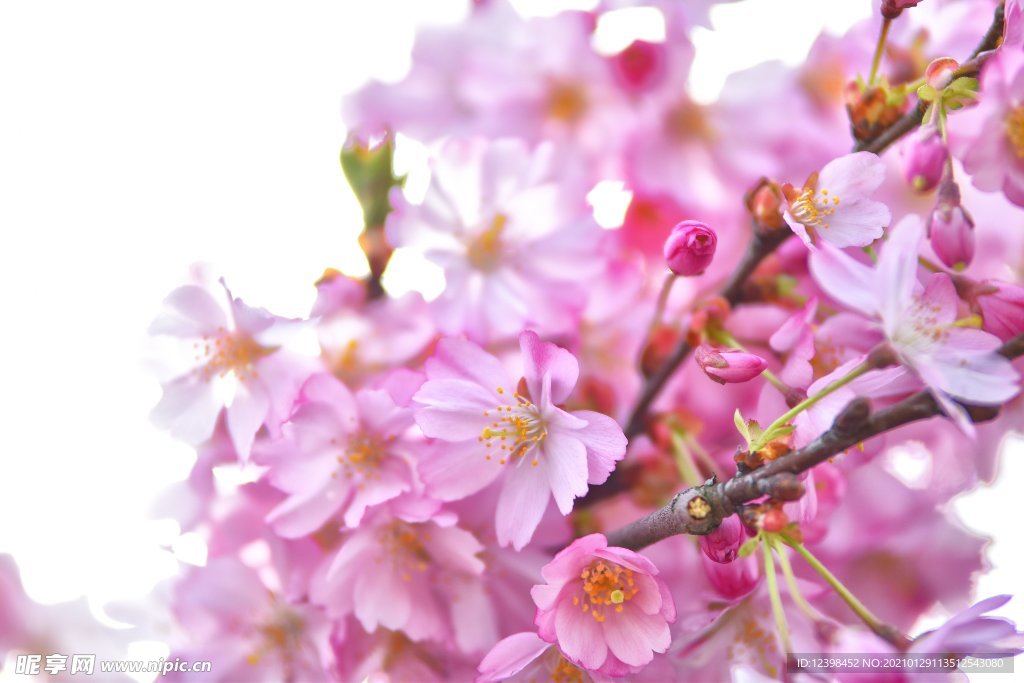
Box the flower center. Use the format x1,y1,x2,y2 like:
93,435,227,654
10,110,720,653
666,100,716,142
378,521,431,582
334,431,394,480
195,327,276,382
790,187,841,230
550,654,586,683
893,298,950,352
1005,105,1024,159
547,81,588,123
572,560,638,623
479,387,547,467
466,214,507,272
245,603,306,667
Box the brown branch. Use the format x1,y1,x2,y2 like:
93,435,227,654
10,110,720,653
584,3,1007,508
854,2,1004,156
605,333,1024,551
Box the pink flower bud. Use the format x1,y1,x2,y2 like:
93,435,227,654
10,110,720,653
700,514,746,564
928,180,974,271
701,552,759,600
976,280,1024,341
664,220,717,276
610,40,667,94
695,344,767,384
881,0,924,19
925,57,959,90
901,128,948,193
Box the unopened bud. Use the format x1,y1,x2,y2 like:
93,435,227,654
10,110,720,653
901,128,948,193
610,40,667,93
745,178,787,231
881,0,923,20
700,514,745,564
640,325,680,378
695,344,768,384
925,57,959,90
664,220,717,276
761,508,789,533
975,280,1024,341
701,552,759,600
928,180,975,271
845,82,908,142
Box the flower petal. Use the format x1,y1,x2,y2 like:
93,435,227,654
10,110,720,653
520,330,580,405
571,410,628,485
496,459,552,550
543,433,589,515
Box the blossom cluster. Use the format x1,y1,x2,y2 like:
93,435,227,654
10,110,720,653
6,1,1024,682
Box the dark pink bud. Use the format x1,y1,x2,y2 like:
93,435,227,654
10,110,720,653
881,0,924,19
695,344,768,384
901,128,948,193
664,220,717,276
700,514,745,564
610,40,667,93
977,280,1024,341
701,552,759,600
928,180,974,271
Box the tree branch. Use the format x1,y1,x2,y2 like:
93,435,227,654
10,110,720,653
854,2,1004,156
606,333,1024,551
584,2,1008,507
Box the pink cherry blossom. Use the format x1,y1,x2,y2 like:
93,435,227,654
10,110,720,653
414,332,626,549
311,498,497,655
530,534,675,676
783,151,892,248
149,277,319,459
387,138,604,343
809,216,1019,432
974,279,1024,341
955,39,1024,207
259,372,422,536
477,631,612,683
910,594,1024,657
167,557,335,682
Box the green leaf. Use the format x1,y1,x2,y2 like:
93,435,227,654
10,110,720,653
917,84,938,102
734,409,750,444
762,424,795,444
738,536,760,559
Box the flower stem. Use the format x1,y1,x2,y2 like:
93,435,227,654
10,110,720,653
670,429,703,487
784,539,911,649
638,272,678,367
769,536,825,623
869,18,892,86
682,432,719,478
753,361,871,450
762,534,793,654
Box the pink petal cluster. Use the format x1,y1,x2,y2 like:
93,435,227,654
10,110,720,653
125,3,1024,681
149,277,318,458
530,534,675,676
783,151,892,248
414,332,627,549
810,216,1019,431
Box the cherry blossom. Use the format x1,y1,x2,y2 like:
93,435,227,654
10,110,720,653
531,534,675,676
783,151,891,248
413,332,627,549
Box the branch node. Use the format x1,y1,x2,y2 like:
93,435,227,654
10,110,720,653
833,397,871,435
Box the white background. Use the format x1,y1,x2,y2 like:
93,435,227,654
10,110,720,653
0,0,1021,675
